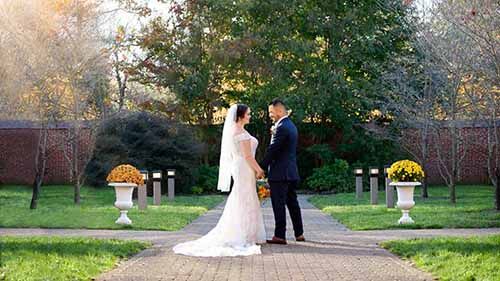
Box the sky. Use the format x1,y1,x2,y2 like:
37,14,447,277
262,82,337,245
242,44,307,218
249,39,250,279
414,0,436,15
100,0,171,35
100,0,436,35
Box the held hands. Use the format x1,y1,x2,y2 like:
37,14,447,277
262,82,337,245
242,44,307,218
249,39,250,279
256,167,265,179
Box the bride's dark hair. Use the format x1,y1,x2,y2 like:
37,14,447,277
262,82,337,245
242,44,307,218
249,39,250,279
236,104,249,122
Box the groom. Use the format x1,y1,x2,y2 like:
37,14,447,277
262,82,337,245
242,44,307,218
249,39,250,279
260,99,305,244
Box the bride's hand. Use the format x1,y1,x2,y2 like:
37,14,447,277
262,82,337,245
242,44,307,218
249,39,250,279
256,168,265,179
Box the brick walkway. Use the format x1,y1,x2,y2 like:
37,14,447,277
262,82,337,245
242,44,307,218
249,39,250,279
2,196,500,281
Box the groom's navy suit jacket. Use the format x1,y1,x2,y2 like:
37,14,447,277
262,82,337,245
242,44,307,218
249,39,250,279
261,117,300,182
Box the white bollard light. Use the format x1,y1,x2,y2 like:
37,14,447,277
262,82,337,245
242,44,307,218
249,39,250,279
152,170,162,205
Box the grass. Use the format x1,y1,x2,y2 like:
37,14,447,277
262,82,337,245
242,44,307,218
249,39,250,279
0,236,149,281
309,185,500,230
0,185,224,231
382,234,500,281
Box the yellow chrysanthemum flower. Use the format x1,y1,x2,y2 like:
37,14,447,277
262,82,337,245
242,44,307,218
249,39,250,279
106,164,144,186
388,160,424,182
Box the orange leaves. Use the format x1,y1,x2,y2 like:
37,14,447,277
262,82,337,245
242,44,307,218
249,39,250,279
115,26,126,43
51,0,72,13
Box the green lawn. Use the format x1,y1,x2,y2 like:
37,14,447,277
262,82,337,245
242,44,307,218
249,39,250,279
0,185,224,231
0,236,149,281
309,185,500,230
382,234,500,281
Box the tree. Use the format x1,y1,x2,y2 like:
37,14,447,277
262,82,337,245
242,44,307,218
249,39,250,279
381,40,447,198
232,0,414,138
380,1,450,199
383,0,482,204
54,0,110,204
438,0,500,209
122,0,414,167
0,0,110,206
110,25,130,112
123,0,238,163
0,0,69,208
424,0,493,204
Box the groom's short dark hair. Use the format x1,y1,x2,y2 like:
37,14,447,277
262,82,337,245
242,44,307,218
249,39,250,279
269,98,287,109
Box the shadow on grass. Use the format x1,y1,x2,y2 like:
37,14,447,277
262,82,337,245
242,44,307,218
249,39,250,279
0,236,148,258
309,185,500,230
384,236,500,257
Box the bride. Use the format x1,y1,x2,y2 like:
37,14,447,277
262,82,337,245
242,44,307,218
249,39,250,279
173,104,267,257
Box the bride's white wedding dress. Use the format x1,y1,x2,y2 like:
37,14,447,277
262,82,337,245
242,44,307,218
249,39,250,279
173,107,266,257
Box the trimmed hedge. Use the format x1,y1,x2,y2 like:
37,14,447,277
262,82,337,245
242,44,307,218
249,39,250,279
85,112,202,193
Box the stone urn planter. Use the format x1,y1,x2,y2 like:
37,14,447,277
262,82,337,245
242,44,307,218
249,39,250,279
106,164,144,225
109,182,138,225
390,181,421,224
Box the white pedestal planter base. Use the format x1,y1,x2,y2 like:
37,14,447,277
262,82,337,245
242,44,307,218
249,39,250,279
390,181,421,225
116,210,132,225
109,182,137,225
398,210,414,224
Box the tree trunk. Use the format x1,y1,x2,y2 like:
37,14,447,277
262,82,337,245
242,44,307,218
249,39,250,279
73,127,81,204
201,103,213,165
449,184,456,204
73,155,81,204
74,179,81,205
450,125,458,204
30,150,46,209
114,51,127,112
495,168,500,211
420,126,429,198
422,172,429,198
30,174,42,209
449,178,456,204
201,123,210,165
31,127,48,209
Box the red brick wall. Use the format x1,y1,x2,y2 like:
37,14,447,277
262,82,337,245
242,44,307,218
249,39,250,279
402,125,498,185
0,128,38,184
0,121,497,185
0,122,91,185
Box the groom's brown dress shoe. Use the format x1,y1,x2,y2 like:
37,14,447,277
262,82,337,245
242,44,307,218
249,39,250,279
266,236,287,245
295,235,306,242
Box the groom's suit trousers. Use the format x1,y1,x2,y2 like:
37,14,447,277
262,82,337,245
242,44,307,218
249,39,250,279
269,180,304,239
